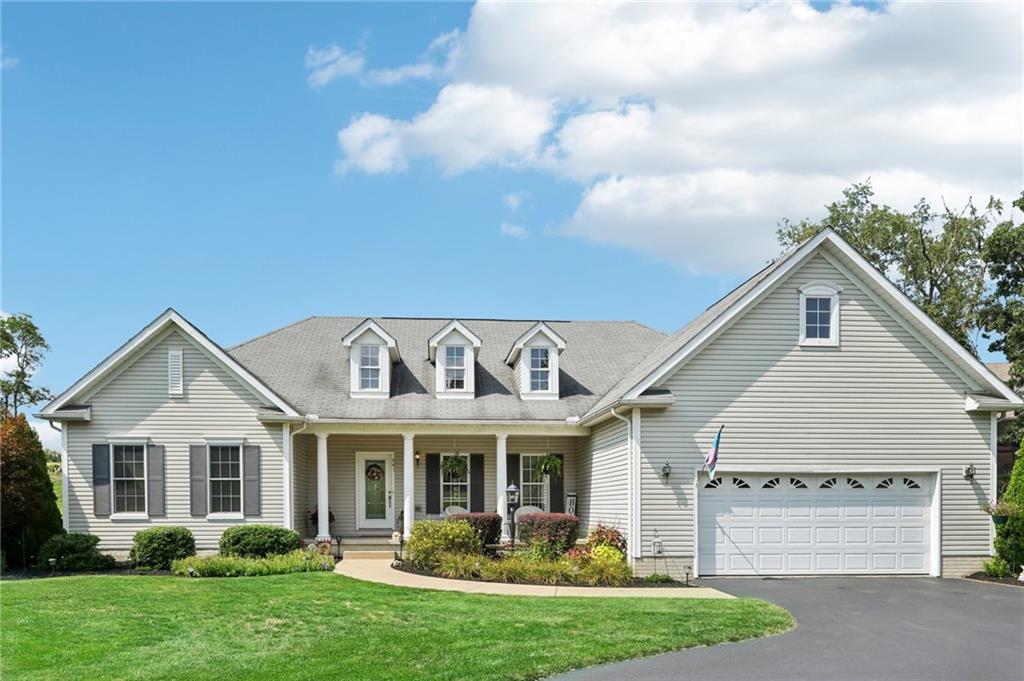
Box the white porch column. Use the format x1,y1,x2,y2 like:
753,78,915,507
282,423,293,531
316,432,330,542
496,433,509,540
403,433,415,540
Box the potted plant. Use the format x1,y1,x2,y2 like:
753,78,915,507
307,506,336,534
441,455,469,478
536,454,563,479
981,499,1019,525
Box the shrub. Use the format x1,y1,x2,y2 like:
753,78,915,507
643,573,675,584
565,546,590,564
219,525,300,558
0,414,63,567
479,555,533,584
130,527,196,569
449,512,502,546
579,544,632,586
995,443,1024,575
36,533,115,572
519,540,562,562
517,513,579,554
172,550,333,577
983,556,1012,578
405,519,481,568
585,524,627,556
437,552,486,579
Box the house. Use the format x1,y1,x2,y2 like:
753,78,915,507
37,230,1022,577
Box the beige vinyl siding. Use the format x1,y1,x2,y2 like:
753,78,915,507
292,434,315,534
575,418,629,537
640,253,993,560
293,433,578,536
65,328,285,551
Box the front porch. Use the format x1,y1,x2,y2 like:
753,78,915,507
290,430,581,546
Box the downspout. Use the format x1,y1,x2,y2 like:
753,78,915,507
609,406,634,564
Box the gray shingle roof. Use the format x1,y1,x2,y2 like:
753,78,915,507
228,317,666,421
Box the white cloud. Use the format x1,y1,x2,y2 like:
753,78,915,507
337,83,553,175
305,44,365,89
330,1,1023,271
366,30,459,85
500,222,529,238
503,191,530,211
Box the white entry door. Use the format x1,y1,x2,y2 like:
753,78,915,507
356,452,394,530
698,473,933,576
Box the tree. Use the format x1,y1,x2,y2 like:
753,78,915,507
0,413,63,567
0,313,53,416
994,442,1024,575
777,181,1000,353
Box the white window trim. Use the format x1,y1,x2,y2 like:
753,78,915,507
110,441,148,519
437,344,474,399
440,453,471,510
520,453,550,511
521,344,559,400
798,281,841,348
207,442,244,520
350,342,389,398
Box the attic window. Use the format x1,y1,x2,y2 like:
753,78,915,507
168,349,183,396
359,345,381,390
799,282,841,347
529,348,550,392
444,346,467,390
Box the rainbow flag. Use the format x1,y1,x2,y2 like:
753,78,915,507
705,425,724,480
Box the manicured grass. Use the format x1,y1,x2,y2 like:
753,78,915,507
1,573,792,680
50,472,62,517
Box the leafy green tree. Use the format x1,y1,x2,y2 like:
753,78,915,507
994,442,1024,575
980,192,1024,394
778,181,1001,352
0,413,63,567
0,313,53,416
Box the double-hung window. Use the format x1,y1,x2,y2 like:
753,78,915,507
445,346,466,390
209,445,242,514
359,345,381,390
520,454,547,510
112,444,146,513
529,348,550,392
441,454,469,509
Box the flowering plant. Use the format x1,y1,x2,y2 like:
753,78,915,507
981,499,1019,517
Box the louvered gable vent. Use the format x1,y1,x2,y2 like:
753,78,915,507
168,348,183,396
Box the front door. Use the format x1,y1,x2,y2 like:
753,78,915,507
356,452,394,529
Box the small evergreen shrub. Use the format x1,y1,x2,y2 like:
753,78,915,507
437,552,487,579
449,512,502,546
36,533,116,572
219,525,300,558
585,524,627,556
983,556,1012,578
406,519,481,568
994,443,1024,575
643,573,676,584
130,527,196,569
173,550,333,577
579,544,632,586
517,513,579,554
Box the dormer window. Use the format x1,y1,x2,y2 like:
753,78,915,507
506,322,566,400
530,348,550,391
799,281,841,348
428,320,482,399
342,318,400,398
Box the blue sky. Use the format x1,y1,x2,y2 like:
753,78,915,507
3,2,1020,447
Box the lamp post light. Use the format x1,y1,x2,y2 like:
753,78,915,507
48,558,56,576
505,483,520,545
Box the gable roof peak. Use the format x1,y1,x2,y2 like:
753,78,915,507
341,318,401,362
505,321,568,365
427,319,483,361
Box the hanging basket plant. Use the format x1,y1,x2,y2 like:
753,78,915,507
536,454,563,479
441,455,469,478
981,499,1019,525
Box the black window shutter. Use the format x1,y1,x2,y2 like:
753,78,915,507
549,453,565,513
147,445,165,517
507,453,520,492
92,444,111,517
189,444,207,516
470,453,484,512
425,453,440,514
243,445,261,517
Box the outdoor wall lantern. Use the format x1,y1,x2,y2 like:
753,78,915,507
414,452,421,467
963,463,976,480
661,462,672,481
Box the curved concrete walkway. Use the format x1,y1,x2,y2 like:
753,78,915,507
335,559,732,598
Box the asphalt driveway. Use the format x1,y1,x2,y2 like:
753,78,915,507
554,577,1024,681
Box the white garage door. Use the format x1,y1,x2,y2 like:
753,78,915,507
698,473,932,576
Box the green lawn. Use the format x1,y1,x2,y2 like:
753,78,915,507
1,573,792,680
50,471,62,517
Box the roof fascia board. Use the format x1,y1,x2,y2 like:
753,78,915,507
505,322,569,365
40,309,300,418
341,318,401,362
623,230,833,399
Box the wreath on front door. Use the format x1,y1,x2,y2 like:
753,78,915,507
366,463,385,481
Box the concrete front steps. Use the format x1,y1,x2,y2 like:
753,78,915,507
339,536,399,561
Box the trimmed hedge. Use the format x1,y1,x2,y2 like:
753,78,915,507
406,519,481,568
130,527,196,570
450,512,502,546
36,533,116,572
516,513,579,554
219,525,300,558
173,550,334,577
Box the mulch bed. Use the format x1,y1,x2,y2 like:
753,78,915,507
391,560,694,588
964,572,1024,587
